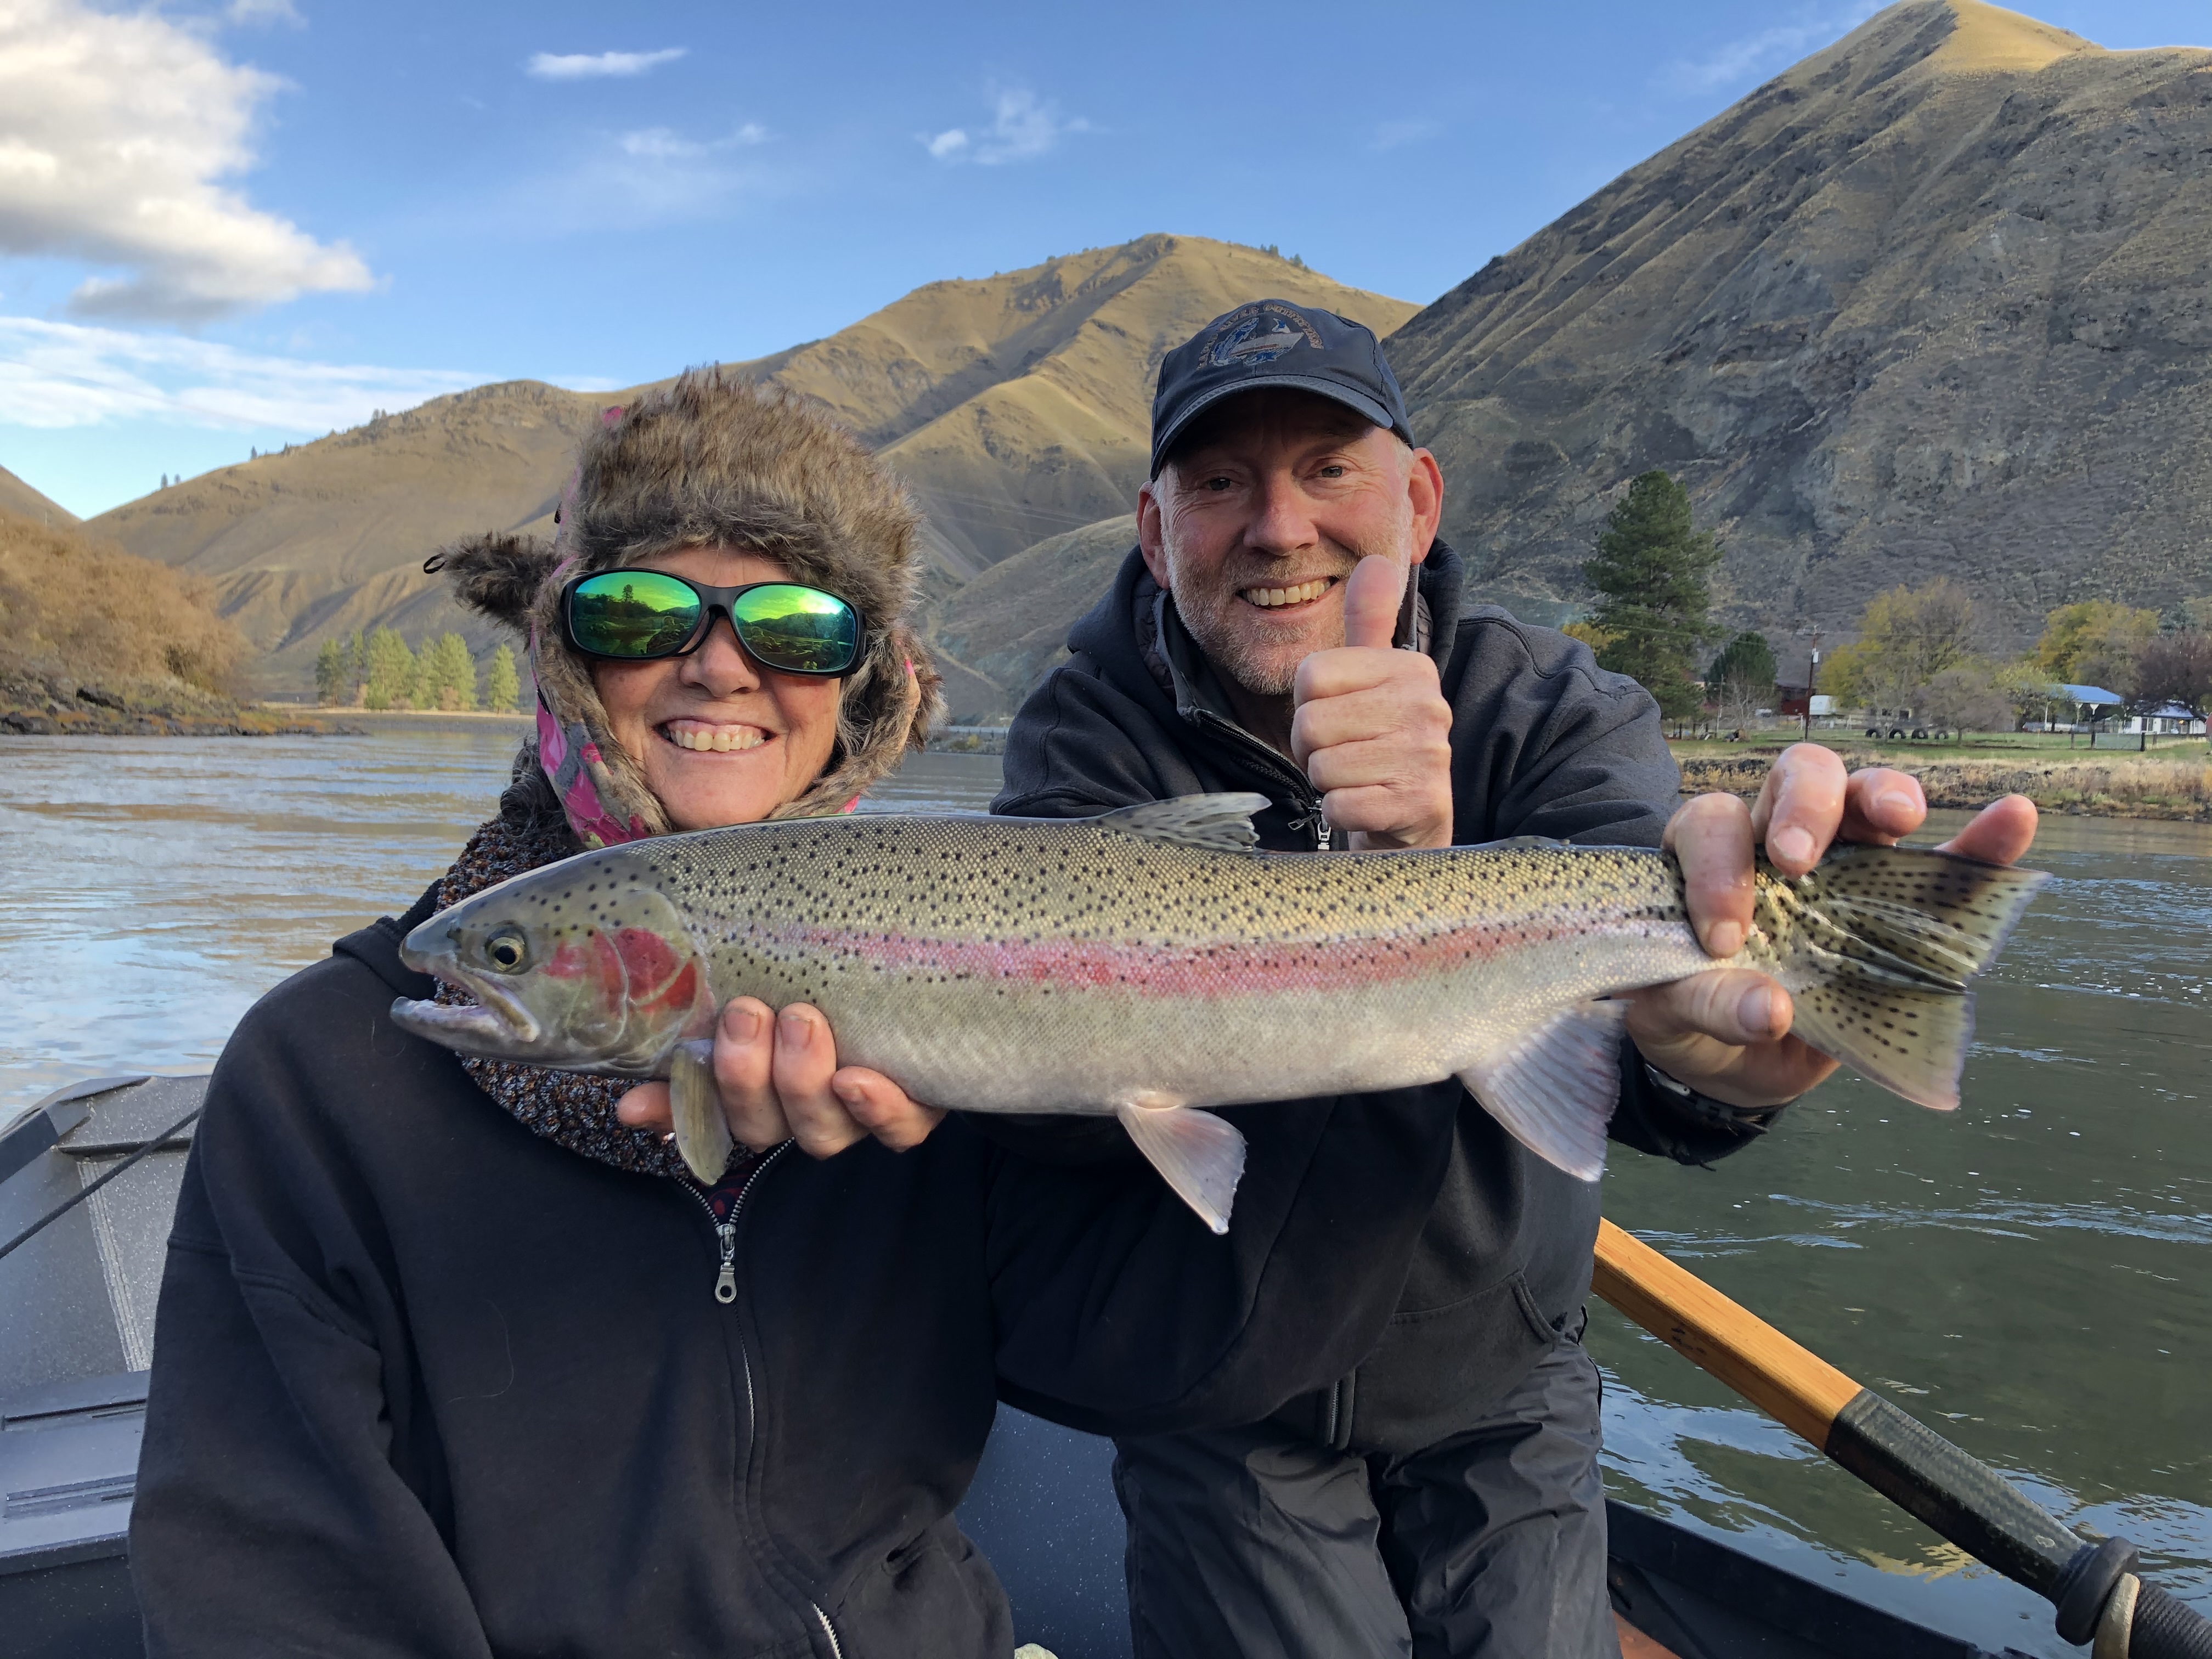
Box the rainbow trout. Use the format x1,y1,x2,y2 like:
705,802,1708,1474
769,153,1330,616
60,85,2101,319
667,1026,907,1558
390,794,2046,1232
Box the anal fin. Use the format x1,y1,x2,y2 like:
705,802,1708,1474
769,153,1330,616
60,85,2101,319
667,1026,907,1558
1115,1103,1248,1234
1457,1000,1628,1181
670,1037,734,1183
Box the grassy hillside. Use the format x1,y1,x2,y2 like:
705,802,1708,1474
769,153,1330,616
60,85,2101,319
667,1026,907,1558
1388,0,2212,644
0,509,286,733
0,464,77,528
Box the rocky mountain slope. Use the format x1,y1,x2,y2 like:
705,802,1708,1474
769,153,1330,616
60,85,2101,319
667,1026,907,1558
1389,0,2212,647
0,464,76,527
87,236,1412,691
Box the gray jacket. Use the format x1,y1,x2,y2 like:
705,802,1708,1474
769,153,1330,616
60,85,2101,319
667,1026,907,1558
990,541,1775,1455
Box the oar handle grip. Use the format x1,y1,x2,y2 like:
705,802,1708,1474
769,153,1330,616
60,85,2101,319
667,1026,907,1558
1592,1219,2212,1652
2129,1581,2212,1659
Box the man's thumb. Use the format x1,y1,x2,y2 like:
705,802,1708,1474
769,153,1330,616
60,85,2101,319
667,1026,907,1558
1341,555,1406,652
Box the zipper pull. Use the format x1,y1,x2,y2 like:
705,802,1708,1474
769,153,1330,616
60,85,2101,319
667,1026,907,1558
714,1222,737,1305
1313,817,1333,851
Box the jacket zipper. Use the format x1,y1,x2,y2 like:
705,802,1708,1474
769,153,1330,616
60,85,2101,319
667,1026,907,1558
683,1144,843,1657
1183,707,1334,850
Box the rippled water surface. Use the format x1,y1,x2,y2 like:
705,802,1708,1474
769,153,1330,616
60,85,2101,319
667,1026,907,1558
3,727,2206,1651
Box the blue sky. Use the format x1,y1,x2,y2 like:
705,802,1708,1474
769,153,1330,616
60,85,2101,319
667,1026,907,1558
1,0,2204,518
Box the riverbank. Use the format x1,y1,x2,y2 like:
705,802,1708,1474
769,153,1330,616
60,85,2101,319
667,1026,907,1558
0,666,355,737
1673,739,2212,820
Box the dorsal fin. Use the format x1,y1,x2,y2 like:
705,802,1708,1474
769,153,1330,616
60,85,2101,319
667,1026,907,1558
1094,793,1268,851
1483,835,1569,851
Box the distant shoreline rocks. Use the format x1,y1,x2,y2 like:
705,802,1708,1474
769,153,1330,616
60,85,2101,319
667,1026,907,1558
0,667,359,738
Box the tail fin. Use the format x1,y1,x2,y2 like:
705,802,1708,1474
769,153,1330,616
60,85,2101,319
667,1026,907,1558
1763,845,2049,1110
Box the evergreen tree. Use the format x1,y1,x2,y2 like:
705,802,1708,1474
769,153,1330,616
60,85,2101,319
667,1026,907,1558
313,638,347,706
347,629,368,703
362,628,415,710
484,644,522,713
1706,630,1776,694
416,633,476,710
1581,471,1720,721
1706,630,1777,728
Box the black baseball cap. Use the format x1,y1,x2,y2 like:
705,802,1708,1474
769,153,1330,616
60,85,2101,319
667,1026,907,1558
1149,300,1414,478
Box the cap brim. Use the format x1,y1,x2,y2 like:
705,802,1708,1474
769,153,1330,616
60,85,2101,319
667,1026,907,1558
1150,376,1404,477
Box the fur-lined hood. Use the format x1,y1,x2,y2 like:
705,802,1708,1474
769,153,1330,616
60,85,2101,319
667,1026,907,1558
432,371,943,842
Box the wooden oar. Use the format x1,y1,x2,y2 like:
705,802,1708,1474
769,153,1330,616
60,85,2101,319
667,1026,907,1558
1593,1218,2212,1659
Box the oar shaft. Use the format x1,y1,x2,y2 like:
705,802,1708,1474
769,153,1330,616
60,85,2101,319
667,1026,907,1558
1590,1218,2180,1648
1590,1215,1857,1447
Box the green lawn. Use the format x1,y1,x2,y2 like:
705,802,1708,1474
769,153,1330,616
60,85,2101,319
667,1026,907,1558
1667,728,2206,762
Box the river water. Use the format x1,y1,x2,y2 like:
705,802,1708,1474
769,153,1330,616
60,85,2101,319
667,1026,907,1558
2,721,2205,1654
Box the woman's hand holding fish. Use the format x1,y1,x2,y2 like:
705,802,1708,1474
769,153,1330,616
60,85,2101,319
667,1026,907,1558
616,999,945,1159
1626,743,2040,1108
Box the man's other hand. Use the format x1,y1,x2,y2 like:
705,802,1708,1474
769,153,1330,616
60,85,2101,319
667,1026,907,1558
1290,554,1453,850
617,999,945,1160
1624,743,2039,1108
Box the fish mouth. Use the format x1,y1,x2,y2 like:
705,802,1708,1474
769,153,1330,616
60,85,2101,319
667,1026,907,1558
1237,575,1337,612
394,928,545,1056
389,995,544,1057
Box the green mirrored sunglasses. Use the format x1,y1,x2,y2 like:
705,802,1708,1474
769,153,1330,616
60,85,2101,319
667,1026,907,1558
562,570,865,676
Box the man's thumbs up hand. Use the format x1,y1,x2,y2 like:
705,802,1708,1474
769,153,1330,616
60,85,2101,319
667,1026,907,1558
1339,546,1405,651
1289,555,1454,851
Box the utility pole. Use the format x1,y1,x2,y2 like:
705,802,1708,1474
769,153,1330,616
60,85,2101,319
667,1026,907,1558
1799,628,1823,742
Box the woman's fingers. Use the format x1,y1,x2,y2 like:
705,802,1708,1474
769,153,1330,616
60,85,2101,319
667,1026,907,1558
769,1005,870,1159
714,997,793,1151
616,1080,673,1135
831,1068,947,1152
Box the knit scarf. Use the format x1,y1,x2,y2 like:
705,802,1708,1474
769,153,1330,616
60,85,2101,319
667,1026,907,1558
433,812,727,1181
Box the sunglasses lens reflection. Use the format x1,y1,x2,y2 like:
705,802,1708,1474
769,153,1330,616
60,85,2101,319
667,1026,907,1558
728,584,860,674
568,571,701,658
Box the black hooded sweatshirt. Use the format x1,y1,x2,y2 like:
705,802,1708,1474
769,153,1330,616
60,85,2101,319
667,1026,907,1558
129,885,1462,1658
991,542,1774,1455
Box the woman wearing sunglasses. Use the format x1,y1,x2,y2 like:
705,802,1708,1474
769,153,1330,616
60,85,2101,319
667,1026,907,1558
129,372,1453,1659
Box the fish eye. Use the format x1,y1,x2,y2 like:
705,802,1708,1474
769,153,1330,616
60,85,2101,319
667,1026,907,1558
483,929,529,974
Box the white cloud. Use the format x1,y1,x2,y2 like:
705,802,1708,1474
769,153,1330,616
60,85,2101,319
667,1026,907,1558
1371,118,1441,153
1663,2,1884,94
922,87,1090,166
0,314,479,433
618,123,767,160
518,123,782,232
225,0,302,25
526,47,686,81
0,0,370,323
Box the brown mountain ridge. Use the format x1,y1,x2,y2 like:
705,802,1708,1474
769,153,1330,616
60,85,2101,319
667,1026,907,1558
75,0,2212,716
1390,0,2212,646
86,236,1413,693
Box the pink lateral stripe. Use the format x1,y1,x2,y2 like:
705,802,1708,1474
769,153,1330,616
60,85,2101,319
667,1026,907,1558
761,913,1647,998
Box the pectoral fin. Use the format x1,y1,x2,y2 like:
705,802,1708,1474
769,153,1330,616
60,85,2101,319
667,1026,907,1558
1457,1000,1628,1181
1115,1103,1248,1235
670,1038,734,1184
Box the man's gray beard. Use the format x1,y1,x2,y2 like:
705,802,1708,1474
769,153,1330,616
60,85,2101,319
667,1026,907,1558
1178,604,1299,699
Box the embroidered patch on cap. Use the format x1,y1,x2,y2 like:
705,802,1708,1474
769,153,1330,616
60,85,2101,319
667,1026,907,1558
1205,301,1323,369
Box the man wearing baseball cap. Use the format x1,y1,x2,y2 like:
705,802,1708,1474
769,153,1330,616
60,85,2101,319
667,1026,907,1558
992,300,2039,1656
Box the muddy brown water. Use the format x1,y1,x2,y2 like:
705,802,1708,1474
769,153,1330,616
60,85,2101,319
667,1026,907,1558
2,725,2204,1655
